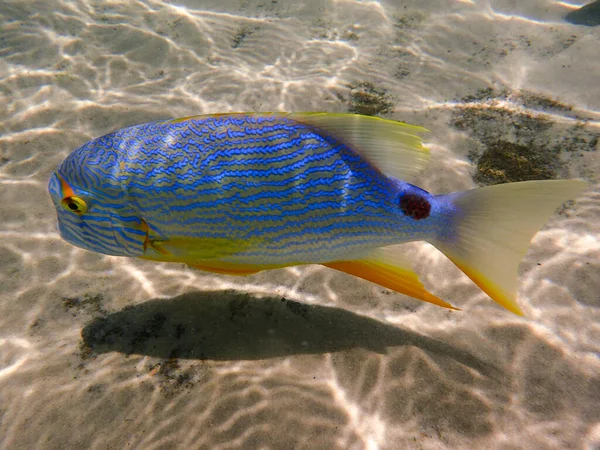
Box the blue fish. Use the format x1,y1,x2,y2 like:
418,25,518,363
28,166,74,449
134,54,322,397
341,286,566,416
48,113,587,314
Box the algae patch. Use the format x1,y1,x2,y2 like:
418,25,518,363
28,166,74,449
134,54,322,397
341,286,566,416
347,81,394,116
474,141,559,185
451,91,554,147
394,12,426,31
63,293,108,316
516,91,573,113
232,25,257,48
147,357,197,397
393,11,427,45
451,88,598,185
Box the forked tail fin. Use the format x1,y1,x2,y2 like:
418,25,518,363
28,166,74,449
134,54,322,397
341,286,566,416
431,180,588,315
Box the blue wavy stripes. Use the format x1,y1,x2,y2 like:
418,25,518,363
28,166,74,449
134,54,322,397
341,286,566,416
53,114,436,263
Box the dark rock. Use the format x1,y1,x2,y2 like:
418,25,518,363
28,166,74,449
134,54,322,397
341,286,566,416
565,0,600,26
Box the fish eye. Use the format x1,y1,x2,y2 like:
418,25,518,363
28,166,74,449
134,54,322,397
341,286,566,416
61,196,87,215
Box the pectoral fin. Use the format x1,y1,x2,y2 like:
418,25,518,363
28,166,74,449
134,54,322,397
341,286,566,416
323,247,457,310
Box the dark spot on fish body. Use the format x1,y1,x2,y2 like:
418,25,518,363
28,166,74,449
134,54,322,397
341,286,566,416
399,193,431,220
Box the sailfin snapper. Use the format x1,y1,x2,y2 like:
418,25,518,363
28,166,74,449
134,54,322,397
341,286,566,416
48,113,587,315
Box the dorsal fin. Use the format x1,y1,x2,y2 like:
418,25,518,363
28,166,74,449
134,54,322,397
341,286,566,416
288,113,431,182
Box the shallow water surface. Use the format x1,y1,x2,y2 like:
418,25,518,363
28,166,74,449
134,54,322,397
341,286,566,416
1,1,599,449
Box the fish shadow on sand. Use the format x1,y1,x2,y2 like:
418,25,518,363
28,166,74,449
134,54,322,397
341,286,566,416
82,290,500,378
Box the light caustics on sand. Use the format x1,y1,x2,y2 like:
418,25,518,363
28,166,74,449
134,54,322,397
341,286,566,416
1,1,599,449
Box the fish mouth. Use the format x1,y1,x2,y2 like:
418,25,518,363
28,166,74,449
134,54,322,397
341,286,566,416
56,216,123,256
48,172,61,199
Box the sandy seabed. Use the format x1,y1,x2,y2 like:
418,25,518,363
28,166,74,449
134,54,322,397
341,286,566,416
1,1,600,449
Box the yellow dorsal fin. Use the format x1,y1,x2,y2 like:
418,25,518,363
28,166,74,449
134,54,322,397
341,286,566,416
289,113,430,182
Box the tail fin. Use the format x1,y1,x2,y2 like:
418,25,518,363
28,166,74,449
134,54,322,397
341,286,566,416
431,180,588,315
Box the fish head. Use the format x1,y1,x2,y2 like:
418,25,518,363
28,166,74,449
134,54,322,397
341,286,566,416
48,139,146,257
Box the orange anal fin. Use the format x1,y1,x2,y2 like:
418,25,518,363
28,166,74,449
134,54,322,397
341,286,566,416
323,260,458,310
